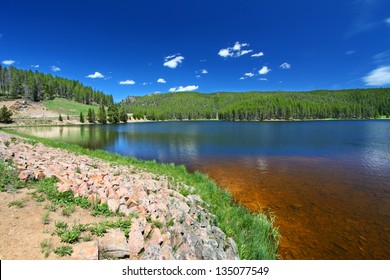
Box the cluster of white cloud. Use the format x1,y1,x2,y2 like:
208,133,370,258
363,66,390,86
51,66,61,72
163,54,184,69
280,62,291,69
31,64,39,68
86,72,104,78
251,52,264,57
119,79,136,85
259,66,271,75
385,18,390,24
218,42,253,58
195,69,208,78
157,78,166,83
169,85,199,92
2,60,15,65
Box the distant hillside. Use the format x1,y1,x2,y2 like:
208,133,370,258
122,89,390,121
0,66,113,107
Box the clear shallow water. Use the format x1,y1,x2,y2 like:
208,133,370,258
15,120,390,259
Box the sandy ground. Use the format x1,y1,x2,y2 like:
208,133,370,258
0,188,115,260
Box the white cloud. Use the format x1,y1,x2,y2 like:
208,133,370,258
363,66,390,86
163,55,184,68
2,60,15,65
251,52,264,57
259,78,268,81
86,71,104,78
218,48,232,57
119,79,136,85
259,66,271,75
239,77,246,80
385,18,390,24
201,69,208,74
51,66,61,72
31,64,40,68
157,78,166,83
346,50,356,55
218,41,252,58
169,85,199,92
245,72,254,77
280,62,291,69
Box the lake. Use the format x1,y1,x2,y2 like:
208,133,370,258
15,120,390,259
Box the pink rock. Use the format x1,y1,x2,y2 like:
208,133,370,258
88,194,101,205
71,240,99,260
145,228,163,247
99,229,130,259
128,222,145,255
18,170,34,182
107,199,119,213
57,183,71,193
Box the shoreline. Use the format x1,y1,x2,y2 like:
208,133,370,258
1,129,279,260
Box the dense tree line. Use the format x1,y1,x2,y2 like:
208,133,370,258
0,66,114,106
122,89,390,121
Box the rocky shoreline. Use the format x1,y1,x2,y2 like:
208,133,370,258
0,131,239,260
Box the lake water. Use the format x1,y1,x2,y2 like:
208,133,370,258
15,120,390,259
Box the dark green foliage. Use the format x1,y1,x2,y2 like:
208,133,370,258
87,108,96,123
58,114,63,122
97,105,107,124
54,246,73,256
0,66,114,106
122,89,390,121
120,107,128,123
107,105,120,124
91,203,115,217
79,112,84,123
0,105,13,123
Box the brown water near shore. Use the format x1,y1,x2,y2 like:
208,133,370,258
188,156,390,259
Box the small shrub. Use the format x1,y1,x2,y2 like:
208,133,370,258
167,218,175,227
61,205,75,217
4,140,10,147
8,199,25,208
42,211,50,225
59,228,80,243
91,203,114,217
40,239,53,258
54,246,73,257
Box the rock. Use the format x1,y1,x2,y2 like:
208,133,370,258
99,229,130,259
18,170,34,182
71,240,99,260
145,228,163,247
225,237,240,260
57,183,71,193
128,222,145,256
140,245,163,260
107,199,119,213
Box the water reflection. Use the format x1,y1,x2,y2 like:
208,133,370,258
13,120,390,259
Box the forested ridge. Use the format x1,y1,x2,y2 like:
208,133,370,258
0,66,114,106
123,89,390,121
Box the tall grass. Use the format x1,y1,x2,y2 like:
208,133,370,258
3,128,280,259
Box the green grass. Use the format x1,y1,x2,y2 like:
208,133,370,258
40,239,53,258
8,199,26,208
54,246,73,257
43,98,100,116
0,161,25,192
3,129,280,259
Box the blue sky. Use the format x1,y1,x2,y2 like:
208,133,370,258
1,0,390,101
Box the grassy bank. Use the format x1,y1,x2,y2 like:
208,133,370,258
43,98,100,116
3,128,280,259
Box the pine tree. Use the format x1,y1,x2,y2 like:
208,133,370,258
79,112,85,123
120,107,128,123
0,105,13,123
97,105,107,124
58,114,63,122
107,105,120,124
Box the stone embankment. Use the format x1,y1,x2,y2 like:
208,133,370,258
0,131,239,260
